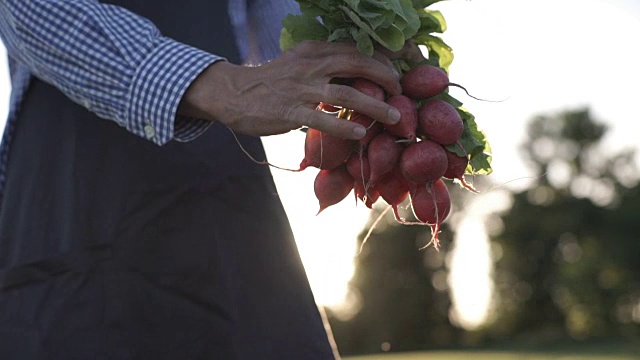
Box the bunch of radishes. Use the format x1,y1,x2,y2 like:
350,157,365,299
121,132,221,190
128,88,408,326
277,0,493,249
302,63,481,249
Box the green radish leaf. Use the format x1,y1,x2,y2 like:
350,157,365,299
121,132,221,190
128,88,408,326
413,0,447,8
321,11,351,32
352,0,419,38
429,36,453,71
339,5,405,52
375,24,406,51
393,59,412,73
351,27,374,56
430,92,463,108
414,34,453,72
469,150,493,175
426,10,447,32
345,0,397,30
448,108,493,174
402,57,430,72
446,142,466,157
359,0,392,10
416,9,447,34
281,14,330,50
416,12,442,34
280,28,296,52
344,0,388,29
328,28,350,42
297,0,332,17
397,0,421,38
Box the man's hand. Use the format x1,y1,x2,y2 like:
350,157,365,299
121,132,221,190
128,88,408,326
178,41,405,140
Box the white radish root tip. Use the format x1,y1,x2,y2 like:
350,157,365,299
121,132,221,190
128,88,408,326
418,223,441,252
358,205,392,256
455,176,479,193
227,127,301,172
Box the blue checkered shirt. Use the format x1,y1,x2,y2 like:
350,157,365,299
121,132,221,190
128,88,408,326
0,0,298,201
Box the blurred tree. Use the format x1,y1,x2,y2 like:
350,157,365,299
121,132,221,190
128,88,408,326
326,108,640,356
327,188,469,355
487,108,640,343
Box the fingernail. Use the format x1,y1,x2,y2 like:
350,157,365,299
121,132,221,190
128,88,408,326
353,126,366,139
388,107,401,124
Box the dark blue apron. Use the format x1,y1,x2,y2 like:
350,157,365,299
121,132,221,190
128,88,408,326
0,1,335,359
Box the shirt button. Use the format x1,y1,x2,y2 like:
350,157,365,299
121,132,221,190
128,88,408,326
144,124,156,139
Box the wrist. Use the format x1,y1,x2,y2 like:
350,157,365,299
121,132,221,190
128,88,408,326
177,60,246,125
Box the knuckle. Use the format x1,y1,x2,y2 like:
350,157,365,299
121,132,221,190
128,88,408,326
323,117,349,138
294,40,313,53
330,85,353,104
275,103,296,124
306,111,324,131
347,52,363,67
336,52,362,71
294,40,322,55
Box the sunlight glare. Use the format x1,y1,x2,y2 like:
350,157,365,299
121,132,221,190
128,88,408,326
0,0,639,333
262,134,371,307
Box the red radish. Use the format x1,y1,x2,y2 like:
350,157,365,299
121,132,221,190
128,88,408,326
351,78,385,101
354,181,379,209
351,112,383,148
314,165,354,214
418,100,464,145
411,179,451,224
401,64,492,101
376,170,411,221
410,179,451,249
399,140,448,184
385,95,418,142
299,128,354,170
443,150,478,193
346,152,370,183
367,132,404,185
317,102,340,113
401,64,450,99
347,152,376,208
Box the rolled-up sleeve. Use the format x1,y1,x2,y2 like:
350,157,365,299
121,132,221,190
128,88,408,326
0,0,222,145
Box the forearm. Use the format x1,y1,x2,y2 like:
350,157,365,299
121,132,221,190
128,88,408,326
0,0,220,144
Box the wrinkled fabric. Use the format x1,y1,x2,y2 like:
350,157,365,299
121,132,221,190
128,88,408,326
0,1,335,358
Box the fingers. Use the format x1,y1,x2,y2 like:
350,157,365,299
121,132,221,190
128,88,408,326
400,41,426,62
320,53,401,96
371,49,397,71
319,84,400,127
378,40,425,62
290,40,365,59
301,107,367,140
268,41,427,140
292,40,402,96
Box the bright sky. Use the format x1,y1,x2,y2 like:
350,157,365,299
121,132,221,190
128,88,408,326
1,0,639,329
424,0,640,328
265,0,640,328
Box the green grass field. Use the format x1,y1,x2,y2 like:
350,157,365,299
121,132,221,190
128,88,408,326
343,342,640,360
344,351,636,360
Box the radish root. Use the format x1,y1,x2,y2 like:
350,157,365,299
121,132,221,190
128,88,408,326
227,127,301,172
448,82,508,103
358,205,392,256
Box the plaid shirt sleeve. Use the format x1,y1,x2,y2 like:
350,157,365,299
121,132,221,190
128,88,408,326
0,0,223,145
